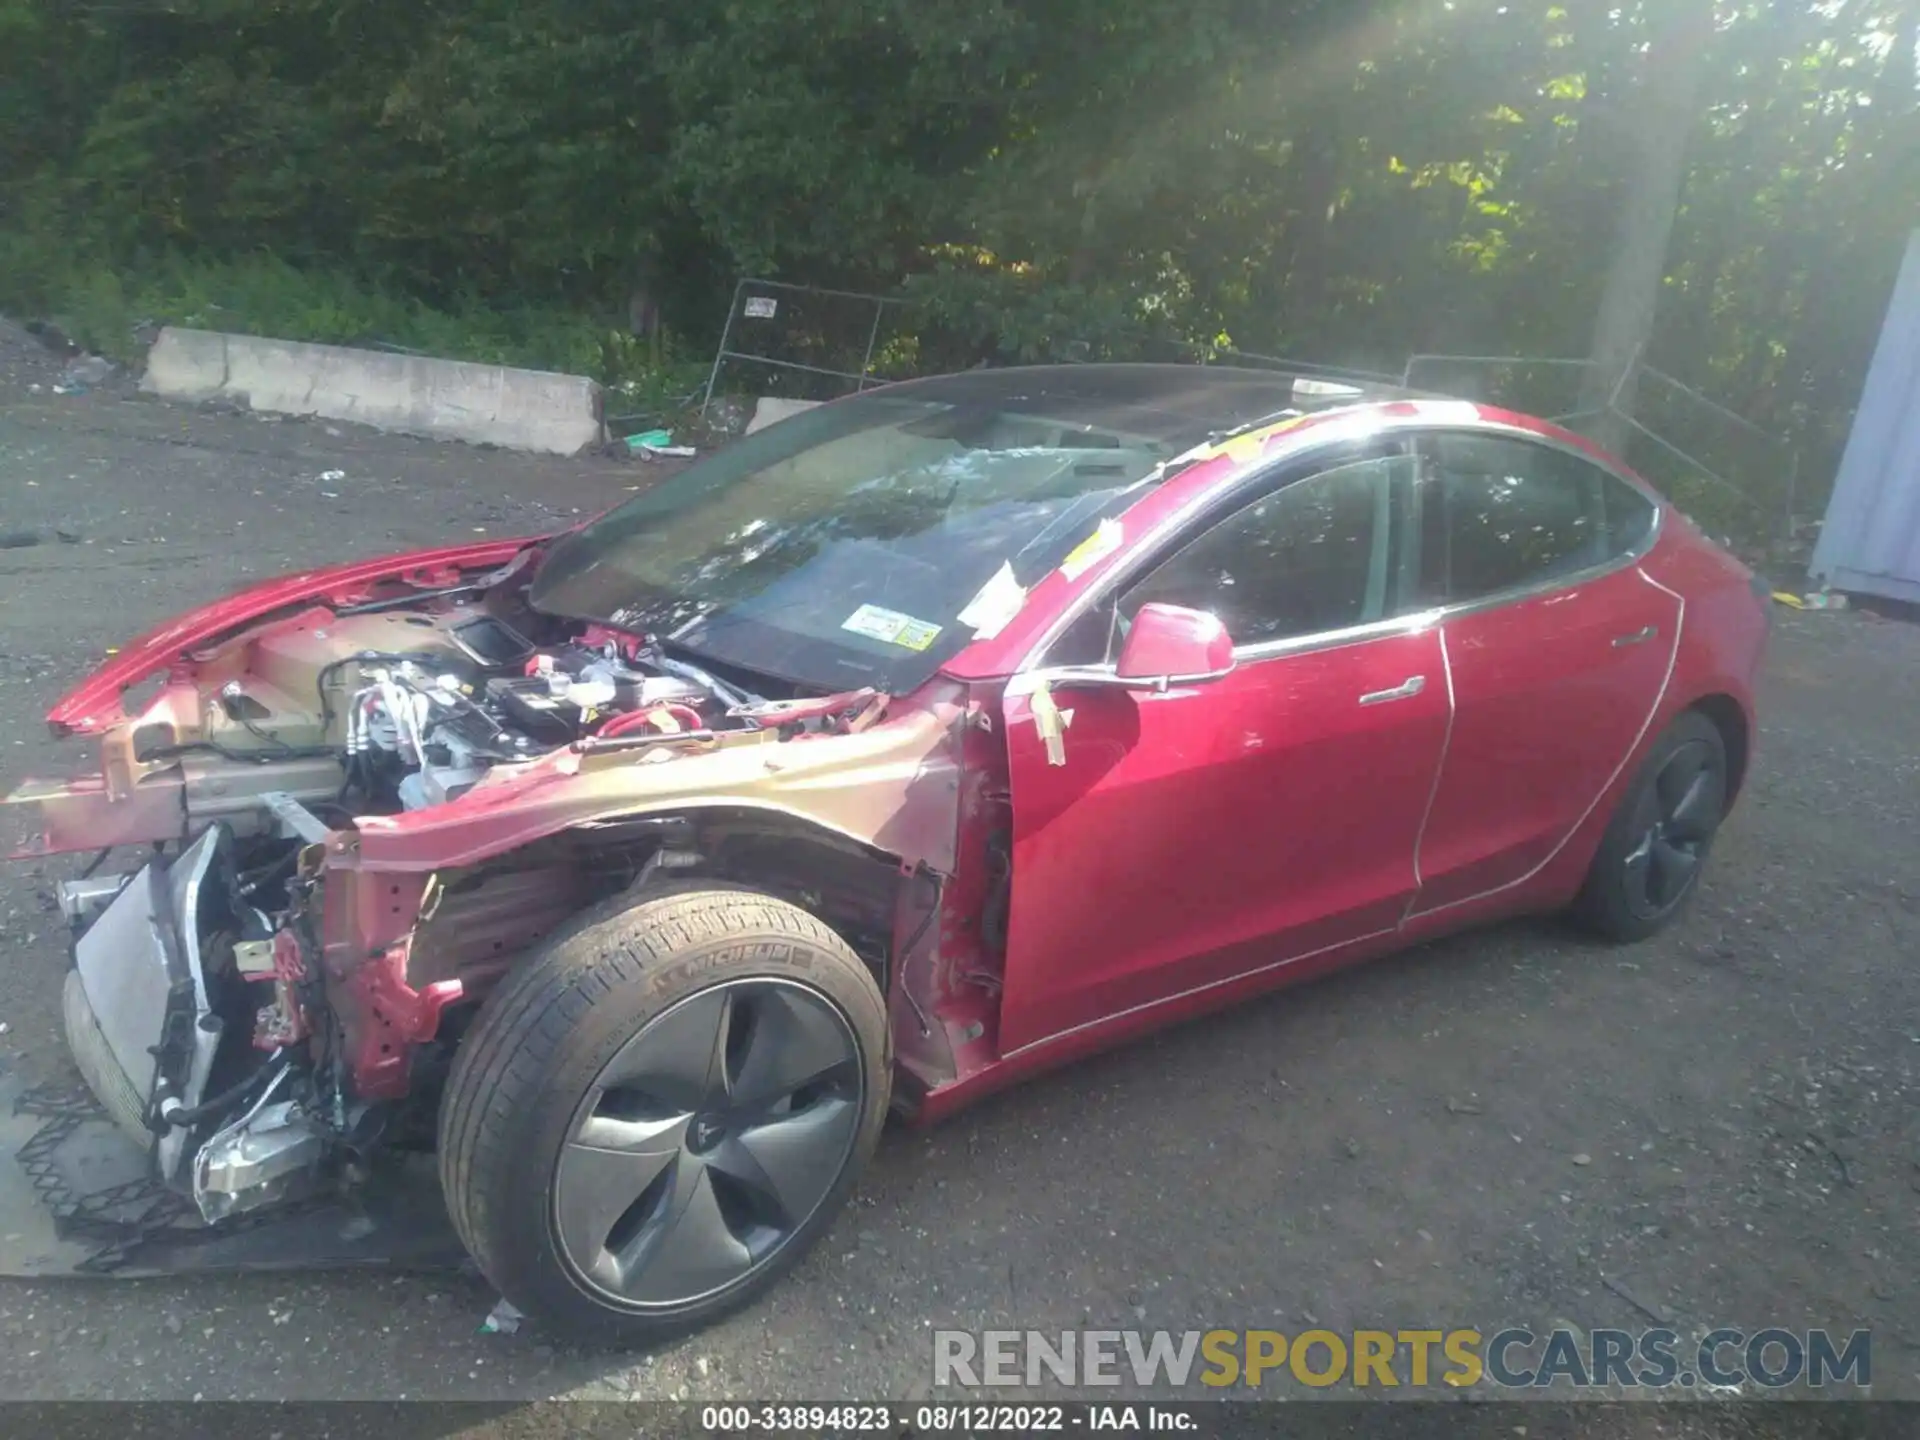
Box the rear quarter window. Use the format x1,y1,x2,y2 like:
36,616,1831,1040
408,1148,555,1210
1411,432,1658,608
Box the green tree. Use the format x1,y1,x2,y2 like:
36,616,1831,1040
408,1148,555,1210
2,0,1914,525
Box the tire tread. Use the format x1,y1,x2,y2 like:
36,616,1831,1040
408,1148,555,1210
436,881,889,1339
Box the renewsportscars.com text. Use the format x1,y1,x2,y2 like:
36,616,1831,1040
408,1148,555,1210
933,1327,1871,1391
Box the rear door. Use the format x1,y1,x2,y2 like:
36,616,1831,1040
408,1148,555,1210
996,446,1452,1055
1402,429,1674,917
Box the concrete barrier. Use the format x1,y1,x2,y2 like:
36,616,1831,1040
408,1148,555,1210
141,328,603,456
745,396,825,435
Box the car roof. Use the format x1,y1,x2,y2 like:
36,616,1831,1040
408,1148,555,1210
871,363,1637,491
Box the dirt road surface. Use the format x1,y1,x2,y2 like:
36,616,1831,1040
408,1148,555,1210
1,328,1916,1412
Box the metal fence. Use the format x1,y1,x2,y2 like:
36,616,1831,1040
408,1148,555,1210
698,280,1412,422
1403,350,1797,554
699,280,913,421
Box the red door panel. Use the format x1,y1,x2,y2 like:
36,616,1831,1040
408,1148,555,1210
996,628,1450,1056
1409,567,1681,916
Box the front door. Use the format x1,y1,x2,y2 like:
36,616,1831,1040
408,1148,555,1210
995,449,1451,1056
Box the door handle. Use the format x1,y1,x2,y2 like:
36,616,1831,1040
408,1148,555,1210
1359,675,1426,706
1612,625,1659,647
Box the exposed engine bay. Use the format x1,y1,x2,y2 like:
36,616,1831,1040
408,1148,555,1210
137,594,791,817
323,614,766,812
13,559,907,1254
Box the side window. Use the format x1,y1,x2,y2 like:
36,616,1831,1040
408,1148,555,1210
1601,472,1658,556
1111,453,1413,650
1410,433,1652,607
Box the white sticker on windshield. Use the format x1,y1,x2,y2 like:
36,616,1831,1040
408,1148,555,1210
956,561,1027,640
1058,517,1124,581
842,604,944,652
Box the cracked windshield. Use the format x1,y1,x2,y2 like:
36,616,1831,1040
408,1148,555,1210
532,388,1186,690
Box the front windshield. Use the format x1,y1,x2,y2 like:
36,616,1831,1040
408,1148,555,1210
530,383,1220,692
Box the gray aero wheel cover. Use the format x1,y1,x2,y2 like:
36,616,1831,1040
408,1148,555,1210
1622,736,1725,919
551,976,865,1310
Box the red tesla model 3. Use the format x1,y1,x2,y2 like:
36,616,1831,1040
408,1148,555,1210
6,364,1768,1337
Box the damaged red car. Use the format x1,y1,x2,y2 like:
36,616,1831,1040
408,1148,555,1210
2,365,1768,1339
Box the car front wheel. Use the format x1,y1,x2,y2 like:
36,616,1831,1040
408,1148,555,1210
438,883,891,1342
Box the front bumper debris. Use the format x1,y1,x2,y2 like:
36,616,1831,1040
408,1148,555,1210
66,827,228,1181
3,826,467,1277
0,1062,463,1277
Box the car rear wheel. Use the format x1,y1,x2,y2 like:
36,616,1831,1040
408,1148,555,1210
1574,710,1729,943
438,883,891,1342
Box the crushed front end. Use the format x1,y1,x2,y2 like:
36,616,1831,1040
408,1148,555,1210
0,549,546,1258
57,821,355,1223
1,538,952,1274
1,805,470,1275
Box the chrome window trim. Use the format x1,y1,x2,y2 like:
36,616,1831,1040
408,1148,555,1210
1015,412,1667,675
1231,609,1446,664
1005,609,1447,698
1405,520,1662,624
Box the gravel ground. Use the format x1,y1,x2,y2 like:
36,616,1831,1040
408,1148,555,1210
0,319,1916,1415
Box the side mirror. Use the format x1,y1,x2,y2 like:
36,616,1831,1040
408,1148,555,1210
1114,603,1236,689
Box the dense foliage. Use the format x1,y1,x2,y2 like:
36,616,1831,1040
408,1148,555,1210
1,1,1914,523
